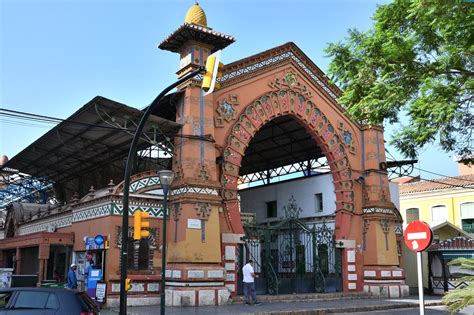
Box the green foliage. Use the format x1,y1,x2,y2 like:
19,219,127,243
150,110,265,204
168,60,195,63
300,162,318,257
443,258,474,313
325,0,473,161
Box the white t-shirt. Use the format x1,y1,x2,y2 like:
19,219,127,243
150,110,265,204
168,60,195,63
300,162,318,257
242,263,254,283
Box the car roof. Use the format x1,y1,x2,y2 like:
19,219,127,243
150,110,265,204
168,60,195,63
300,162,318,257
0,287,79,294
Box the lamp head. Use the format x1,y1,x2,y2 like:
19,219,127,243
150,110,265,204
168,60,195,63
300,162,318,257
158,170,175,187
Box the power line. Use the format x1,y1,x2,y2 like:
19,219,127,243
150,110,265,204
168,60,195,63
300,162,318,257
414,166,474,183
0,108,215,142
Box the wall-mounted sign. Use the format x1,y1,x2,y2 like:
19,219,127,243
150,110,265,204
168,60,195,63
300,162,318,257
187,219,201,229
85,235,107,250
94,235,104,246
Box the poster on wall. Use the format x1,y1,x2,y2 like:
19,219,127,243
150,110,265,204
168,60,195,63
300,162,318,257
0,269,13,288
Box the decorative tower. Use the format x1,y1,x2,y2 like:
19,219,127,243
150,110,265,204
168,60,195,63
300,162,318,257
158,3,235,306
360,125,407,297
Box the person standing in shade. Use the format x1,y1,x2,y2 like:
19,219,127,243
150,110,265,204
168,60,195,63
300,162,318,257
67,264,78,290
242,259,262,305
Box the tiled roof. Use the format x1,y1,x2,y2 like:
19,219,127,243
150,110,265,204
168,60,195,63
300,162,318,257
399,174,474,194
391,176,420,184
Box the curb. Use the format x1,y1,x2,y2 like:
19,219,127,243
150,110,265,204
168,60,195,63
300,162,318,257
231,292,374,304
253,301,444,315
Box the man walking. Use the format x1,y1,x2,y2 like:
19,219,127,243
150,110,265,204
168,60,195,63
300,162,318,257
67,264,78,289
242,259,262,305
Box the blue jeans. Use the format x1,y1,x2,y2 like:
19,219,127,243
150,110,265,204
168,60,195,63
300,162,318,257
243,282,257,303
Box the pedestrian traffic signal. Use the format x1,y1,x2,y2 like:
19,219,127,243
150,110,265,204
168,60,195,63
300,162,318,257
202,50,223,95
125,278,132,292
133,210,150,240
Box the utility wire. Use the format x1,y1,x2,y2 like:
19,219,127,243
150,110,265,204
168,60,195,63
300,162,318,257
0,108,214,142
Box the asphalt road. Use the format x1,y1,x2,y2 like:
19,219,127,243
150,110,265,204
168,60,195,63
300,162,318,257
334,305,474,315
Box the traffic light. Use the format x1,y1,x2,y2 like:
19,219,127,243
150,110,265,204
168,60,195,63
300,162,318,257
202,50,224,96
125,278,132,292
133,210,150,240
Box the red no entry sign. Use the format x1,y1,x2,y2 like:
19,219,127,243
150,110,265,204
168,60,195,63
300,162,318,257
404,221,433,252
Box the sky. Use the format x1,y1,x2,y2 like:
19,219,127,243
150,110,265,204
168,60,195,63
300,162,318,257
0,0,459,180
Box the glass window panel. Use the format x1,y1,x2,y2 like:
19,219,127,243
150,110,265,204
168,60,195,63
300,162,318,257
315,193,323,213
406,208,419,224
431,205,448,224
45,293,59,309
13,291,48,309
460,202,474,219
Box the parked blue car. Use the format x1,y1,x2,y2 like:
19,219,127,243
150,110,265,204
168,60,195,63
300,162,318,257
0,287,100,314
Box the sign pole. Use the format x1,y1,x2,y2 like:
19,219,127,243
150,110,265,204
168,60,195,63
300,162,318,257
404,221,432,315
416,251,425,315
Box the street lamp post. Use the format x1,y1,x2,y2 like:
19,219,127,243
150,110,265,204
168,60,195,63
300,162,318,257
119,66,204,315
158,170,174,315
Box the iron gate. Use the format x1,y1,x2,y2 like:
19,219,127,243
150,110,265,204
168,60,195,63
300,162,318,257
238,196,342,295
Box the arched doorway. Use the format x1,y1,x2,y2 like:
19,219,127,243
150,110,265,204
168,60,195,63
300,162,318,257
220,78,356,239
219,86,353,294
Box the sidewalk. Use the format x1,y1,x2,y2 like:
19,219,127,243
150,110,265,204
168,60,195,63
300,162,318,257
101,295,444,315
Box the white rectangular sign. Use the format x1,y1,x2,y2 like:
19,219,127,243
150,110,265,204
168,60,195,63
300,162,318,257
407,232,427,240
96,283,106,303
187,219,201,229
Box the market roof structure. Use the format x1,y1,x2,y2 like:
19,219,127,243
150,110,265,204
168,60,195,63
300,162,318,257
2,96,181,199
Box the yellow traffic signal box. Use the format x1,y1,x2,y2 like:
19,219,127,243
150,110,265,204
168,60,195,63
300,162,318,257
125,278,132,292
202,50,223,95
133,210,150,240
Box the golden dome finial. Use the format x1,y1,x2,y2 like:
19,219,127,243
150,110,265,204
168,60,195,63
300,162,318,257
185,2,207,27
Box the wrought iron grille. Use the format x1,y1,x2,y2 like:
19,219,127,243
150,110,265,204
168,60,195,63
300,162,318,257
239,196,342,295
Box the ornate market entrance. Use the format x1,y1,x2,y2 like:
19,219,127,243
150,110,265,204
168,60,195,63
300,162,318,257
238,196,342,295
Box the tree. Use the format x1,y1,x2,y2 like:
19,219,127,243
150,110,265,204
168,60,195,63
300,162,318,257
325,0,473,161
442,257,474,312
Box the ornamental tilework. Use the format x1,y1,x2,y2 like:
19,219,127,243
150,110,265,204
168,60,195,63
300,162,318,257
73,204,112,222
172,186,219,196
129,176,161,193
18,215,73,235
111,202,166,218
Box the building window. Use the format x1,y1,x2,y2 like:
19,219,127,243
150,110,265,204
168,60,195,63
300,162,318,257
406,208,420,224
431,205,448,225
266,201,277,218
315,193,323,213
460,202,474,233
127,238,150,270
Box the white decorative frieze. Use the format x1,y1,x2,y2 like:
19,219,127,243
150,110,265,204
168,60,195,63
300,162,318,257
225,263,235,271
129,283,145,292
172,186,219,196
348,274,357,281
364,270,376,277
392,270,402,277
112,283,121,292
362,207,396,215
188,270,205,278
207,270,224,278
381,271,392,277
18,214,73,235
225,246,236,261
147,283,160,292
347,250,355,263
